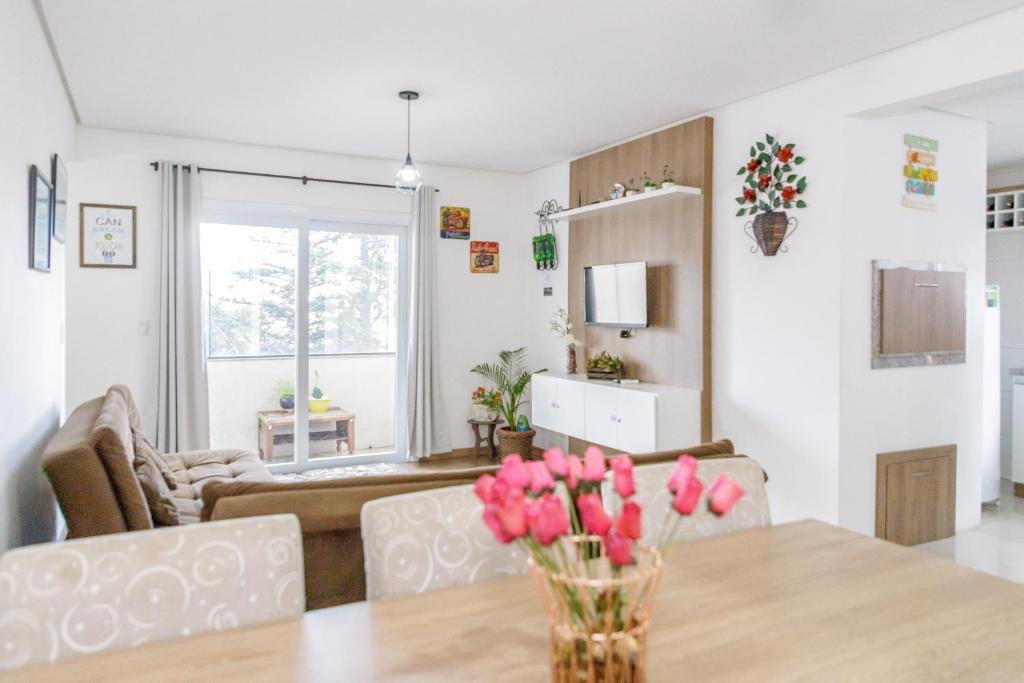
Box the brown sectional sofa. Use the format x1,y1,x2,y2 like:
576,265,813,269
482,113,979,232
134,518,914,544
44,385,748,609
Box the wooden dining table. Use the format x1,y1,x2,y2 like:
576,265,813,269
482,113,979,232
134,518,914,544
11,520,1024,682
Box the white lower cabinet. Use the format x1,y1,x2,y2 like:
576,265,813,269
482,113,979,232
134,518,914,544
531,373,700,453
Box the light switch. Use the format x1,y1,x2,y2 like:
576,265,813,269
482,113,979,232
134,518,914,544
138,320,151,337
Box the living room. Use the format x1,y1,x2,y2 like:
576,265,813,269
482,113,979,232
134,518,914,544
6,0,1024,679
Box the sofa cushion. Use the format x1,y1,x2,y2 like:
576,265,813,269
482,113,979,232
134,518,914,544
90,388,152,531
132,431,180,526
164,448,272,524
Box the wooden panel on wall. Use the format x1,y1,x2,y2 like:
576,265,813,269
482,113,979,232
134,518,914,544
568,117,713,440
875,445,956,546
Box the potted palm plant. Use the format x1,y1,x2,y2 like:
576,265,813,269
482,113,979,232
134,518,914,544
471,347,546,459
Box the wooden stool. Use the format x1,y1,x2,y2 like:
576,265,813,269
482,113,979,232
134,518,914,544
468,418,503,460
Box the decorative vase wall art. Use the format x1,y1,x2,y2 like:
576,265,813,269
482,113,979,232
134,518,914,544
735,133,807,256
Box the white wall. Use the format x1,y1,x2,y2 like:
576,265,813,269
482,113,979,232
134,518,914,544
838,111,987,534
988,165,1024,189
0,0,77,549
69,128,533,452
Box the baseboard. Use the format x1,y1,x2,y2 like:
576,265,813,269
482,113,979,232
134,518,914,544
426,446,543,461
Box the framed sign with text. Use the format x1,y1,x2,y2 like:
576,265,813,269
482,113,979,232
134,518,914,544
79,203,137,268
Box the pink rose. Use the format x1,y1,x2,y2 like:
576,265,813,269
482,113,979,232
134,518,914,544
528,461,556,494
474,474,496,504
604,529,634,566
495,487,528,539
497,453,531,489
543,447,569,478
582,447,606,482
708,474,745,516
482,504,513,543
576,492,612,535
611,455,636,498
672,475,704,516
667,455,698,493
615,500,643,540
566,455,583,490
527,493,570,546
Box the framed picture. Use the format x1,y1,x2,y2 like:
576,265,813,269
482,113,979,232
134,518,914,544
29,165,52,272
470,240,499,273
440,205,470,239
51,153,68,243
79,203,137,268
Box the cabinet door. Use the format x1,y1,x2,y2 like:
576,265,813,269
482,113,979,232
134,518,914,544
615,391,656,453
555,378,586,439
884,456,955,546
531,375,557,431
584,384,619,450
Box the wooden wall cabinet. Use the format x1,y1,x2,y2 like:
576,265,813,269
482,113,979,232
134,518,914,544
875,445,956,546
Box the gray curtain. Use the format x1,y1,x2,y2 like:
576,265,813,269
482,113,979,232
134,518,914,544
407,185,451,459
156,162,209,452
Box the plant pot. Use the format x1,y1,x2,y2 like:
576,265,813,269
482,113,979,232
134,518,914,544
497,427,535,460
278,394,295,410
749,211,797,256
471,404,497,422
643,186,656,193
625,190,639,197
661,181,675,189
529,536,663,683
308,397,331,413
587,368,623,381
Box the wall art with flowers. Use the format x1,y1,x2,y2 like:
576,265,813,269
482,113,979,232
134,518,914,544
735,133,807,256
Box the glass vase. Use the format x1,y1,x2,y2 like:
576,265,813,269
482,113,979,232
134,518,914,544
567,345,577,375
528,536,663,683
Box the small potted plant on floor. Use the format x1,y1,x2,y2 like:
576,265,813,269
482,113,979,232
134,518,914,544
661,164,675,188
471,347,546,459
642,172,657,192
309,370,330,413
275,378,295,410
587,351,624,380
471,386,501,422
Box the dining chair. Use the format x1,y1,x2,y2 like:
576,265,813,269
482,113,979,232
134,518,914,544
361,484,528,600
0,514,305,671
603,456,771,548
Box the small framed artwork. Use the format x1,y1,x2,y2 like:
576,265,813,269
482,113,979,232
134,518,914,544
51,153,68,243
29,165,52,272
440,205,470,239
80,203,137,268
470,240,499,273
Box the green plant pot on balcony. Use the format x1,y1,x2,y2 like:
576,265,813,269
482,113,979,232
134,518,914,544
309,397,331,413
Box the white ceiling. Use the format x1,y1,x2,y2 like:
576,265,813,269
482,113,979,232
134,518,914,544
929,83,1024,171
39,0,1024,173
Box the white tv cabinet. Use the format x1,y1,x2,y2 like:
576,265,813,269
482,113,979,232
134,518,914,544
531,372,701,454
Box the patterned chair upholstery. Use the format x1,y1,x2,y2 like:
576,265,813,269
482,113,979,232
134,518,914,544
603,456,771,547
361,484,527,600
0,514,305,671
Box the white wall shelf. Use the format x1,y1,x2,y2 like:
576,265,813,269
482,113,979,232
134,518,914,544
550,184,701,222
985,189,1024,231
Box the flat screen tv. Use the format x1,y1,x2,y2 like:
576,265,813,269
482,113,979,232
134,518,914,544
583,261,648,328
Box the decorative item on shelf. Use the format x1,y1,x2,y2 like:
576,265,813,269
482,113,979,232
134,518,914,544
470,347,545,459
735,133,807,256
610,183,625,200
625,179,640,197
470,241,500,273
642,172,657,193
440,205,471,239
533,199,562,270
587,351,624,381
549,307,580,374
274,378,295,411
309,371,330,413
474,449,746,683
903,134,938,211
471,386,502,422
661,164,675,188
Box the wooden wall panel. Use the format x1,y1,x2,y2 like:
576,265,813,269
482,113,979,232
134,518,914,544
568,117,713,441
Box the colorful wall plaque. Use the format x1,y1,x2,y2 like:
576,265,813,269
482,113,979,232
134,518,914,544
902,134,938,211
79,203,137,268
470,241,499,273
440,205,470,239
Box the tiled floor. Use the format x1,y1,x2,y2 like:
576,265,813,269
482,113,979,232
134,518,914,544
917,480,1024,583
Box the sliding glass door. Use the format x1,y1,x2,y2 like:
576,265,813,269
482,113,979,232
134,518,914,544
201,212,407,472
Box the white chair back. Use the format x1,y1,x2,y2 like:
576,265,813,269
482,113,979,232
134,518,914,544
0,514,304,671
361,484,527,600
604,456,771,547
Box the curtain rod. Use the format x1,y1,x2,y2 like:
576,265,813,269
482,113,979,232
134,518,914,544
149,161,440,192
